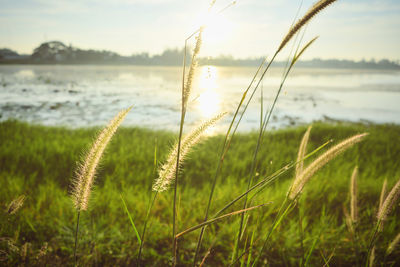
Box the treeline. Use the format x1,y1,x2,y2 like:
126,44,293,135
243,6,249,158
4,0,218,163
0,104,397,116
1,41,399,69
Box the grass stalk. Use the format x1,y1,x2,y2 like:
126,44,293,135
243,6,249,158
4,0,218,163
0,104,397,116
138,139,158,266
233,36,318,263
176,203,269,239
192,53,270,267
172,26,203,266
73,211,80,267
297,205,305,266
365,221,381,267
137,192,158,266
215,138,332,219
249,198,295,267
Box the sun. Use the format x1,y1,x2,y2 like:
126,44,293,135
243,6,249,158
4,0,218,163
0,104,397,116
194,10,234,45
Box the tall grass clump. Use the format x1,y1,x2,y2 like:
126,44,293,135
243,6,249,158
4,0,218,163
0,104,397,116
70,107,131,265
6,0,400,266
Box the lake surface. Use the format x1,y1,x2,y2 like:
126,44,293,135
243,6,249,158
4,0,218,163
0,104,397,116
1,64,399,132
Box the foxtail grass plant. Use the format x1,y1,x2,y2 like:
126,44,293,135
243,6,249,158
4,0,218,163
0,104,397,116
172,24,204,266
208,131,333,267
70,106,131,266
193,1,338,262
366,177,400,266
232,34,320,265
277,0,337,53
288,133,368,200
153,112,226,193
158,110,225,264
377,177,400,222
250,131,367,266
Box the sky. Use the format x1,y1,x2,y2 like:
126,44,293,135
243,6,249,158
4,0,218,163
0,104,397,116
0,0,399,61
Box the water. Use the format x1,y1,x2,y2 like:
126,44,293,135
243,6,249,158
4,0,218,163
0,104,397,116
1,64,399,132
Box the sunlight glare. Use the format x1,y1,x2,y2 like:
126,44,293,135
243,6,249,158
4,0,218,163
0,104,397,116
197,66,220,118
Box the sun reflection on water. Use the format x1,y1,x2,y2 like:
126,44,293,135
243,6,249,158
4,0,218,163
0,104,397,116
196,66,221,118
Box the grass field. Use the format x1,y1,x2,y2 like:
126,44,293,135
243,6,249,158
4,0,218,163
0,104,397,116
1,120,399,266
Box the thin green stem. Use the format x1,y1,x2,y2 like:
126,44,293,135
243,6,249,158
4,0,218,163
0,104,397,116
232,52,278,264
297,205,305,267
214,138,331,220
365,220,381,267
252,199,295,267
352,222,360,267
193,56,269,267
74,211,80,267
172,36,189,267
138,192,158,266
176,203,268,239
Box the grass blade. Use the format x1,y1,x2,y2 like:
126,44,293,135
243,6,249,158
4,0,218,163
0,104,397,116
120,194,141,245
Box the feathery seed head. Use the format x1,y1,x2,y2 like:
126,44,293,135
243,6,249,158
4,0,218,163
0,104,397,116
379,178,388,212
71,107,132,211
350,166,358,223
296,125,312,179
7,195,25,215
183,29,204,109
343,205,354,234
288,132,368,200
387,232,400,255
377,177,400,222
153,112,226,192
278,0,337,53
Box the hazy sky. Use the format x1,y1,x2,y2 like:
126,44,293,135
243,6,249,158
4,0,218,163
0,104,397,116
1,0,399,60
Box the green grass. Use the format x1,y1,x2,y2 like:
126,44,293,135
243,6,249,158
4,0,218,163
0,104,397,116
1,120,400,266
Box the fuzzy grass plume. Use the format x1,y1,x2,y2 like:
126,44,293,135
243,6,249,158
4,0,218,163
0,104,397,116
288,132,368,200
387,232,400,255
183,28,203,111
71,107,132,211
350,166,358,223
278,0,337,53
378,178,388,212
377,177,400,222
296,125,312,178
6,195,25,215
153,112,226,192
